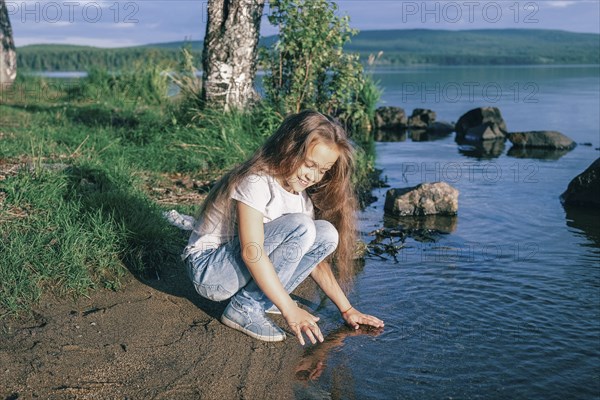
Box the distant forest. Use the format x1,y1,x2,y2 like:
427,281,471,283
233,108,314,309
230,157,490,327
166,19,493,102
17,29,600,71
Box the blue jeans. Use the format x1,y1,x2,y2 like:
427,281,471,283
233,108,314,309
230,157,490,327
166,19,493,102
186,213,339,312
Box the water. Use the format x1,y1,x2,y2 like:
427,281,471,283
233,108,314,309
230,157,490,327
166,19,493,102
28,71,88,79
295,65,600,400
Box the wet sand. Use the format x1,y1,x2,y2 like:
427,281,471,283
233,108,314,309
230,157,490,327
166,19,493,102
0,263,314,399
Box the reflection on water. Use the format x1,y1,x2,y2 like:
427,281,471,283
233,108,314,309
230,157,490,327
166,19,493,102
374,129,407,142
374,128,453,142
564,207,600,246
28,71,88,78
457,139,506,159
507,146,574,160
383,214,458,234
295,325,384,382
410,128,452,142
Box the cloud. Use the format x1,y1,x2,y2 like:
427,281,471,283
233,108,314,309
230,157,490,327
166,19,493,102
16,35,139,48
543,0,600,8
545,1,578,8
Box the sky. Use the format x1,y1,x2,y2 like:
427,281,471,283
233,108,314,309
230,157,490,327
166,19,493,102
6,0,600,48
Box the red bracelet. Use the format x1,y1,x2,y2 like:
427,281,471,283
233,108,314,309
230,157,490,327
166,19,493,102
341,305,353,314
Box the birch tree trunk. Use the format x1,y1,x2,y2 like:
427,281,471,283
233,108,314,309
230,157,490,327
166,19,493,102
202,0,265,111
0,0,17,88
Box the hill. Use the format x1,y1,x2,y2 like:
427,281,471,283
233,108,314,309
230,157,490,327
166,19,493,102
345,29,600,65
16,29,600,71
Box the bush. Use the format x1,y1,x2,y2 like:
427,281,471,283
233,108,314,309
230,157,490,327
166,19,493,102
259,0,380,139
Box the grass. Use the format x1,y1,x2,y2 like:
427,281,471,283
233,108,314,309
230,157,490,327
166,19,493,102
0,161,190,317
1,73,281,175
0,74,238,317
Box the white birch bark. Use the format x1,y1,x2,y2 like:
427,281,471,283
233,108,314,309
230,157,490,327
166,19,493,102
202,0,265,110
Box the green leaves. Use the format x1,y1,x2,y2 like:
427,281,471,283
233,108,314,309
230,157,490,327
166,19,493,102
260,0,377,138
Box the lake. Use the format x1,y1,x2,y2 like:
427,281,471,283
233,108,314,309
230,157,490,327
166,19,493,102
294,65,600,400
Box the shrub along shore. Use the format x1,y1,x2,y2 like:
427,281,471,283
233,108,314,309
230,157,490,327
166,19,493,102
0,69,378,318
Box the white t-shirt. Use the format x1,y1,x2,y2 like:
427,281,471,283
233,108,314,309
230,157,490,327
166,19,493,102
182,173,314,259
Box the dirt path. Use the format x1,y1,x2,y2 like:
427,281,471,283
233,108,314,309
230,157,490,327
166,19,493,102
0,263,311,399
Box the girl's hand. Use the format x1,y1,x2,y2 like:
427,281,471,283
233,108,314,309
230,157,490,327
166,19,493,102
283,306,324,346
341,306,385,330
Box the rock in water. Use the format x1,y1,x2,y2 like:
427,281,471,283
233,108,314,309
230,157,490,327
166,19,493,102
427,121,455,135
385,182,459,216
464,124,505,141
374,106,408,131
455,107,507,142
560,158,600,208
508,131,576,150
408,108,436,129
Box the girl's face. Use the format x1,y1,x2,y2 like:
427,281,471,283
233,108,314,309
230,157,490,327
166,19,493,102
284,141,340,194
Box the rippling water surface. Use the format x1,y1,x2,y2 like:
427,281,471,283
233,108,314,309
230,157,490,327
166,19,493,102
294,66,600,400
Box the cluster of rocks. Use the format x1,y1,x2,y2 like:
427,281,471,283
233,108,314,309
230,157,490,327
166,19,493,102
454,106,577,158
374,106,454,142
375,105,578,158
368,106,597,251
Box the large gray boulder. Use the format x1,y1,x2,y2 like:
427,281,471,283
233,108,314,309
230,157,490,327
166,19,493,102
408,108,436,129
374,106,408,131
455,107,507,142
560,158,600,208
384,182,459,216
508,131,576,150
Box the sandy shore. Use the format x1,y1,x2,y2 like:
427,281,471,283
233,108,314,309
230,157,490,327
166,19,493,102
0,262,314,399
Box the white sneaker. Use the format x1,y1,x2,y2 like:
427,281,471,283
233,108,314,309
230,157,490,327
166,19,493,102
221,300,286,342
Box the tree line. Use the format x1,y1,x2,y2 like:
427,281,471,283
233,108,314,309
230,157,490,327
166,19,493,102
16,47,199,72
16,44,600,73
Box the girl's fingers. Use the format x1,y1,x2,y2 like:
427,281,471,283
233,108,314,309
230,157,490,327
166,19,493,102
310,322,324,342
294,321,324,345
317,327,324,342
304,325,317,344
304,320,325,344
362,315,383,327
363,315,384,327
346,312,385,328
309,315,324,343
297,333,306,346
288,309,323,345
294,325,306,346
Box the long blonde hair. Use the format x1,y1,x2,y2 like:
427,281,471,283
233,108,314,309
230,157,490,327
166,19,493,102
197,110,358,282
